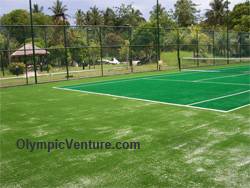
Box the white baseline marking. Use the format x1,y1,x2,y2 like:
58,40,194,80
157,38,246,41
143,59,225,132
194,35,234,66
53,87,227,113
143,78,250,86
188,90,250,106
64,71,198,88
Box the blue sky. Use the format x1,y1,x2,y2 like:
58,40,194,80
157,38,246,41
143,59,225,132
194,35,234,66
0,0,245,24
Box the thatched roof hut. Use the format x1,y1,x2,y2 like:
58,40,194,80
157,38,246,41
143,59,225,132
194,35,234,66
11,44,49,57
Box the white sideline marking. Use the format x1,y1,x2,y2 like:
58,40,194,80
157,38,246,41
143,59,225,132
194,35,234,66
182,57,250,61
53,87,250,113
64,71,196,88
193,73,249,82
183,69,220,73
227,104,250,112
188,90,250,106
143,78,250,86
53,70,250,113
53,86,227,113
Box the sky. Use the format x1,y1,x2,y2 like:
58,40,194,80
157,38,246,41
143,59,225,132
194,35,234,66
0,0,246,24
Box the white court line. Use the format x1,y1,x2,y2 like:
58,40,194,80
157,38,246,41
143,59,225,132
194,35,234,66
64,71,197,88
227,104,250,112
182,57,250,61
193,73,248,82
143,78,250,86
188,90,250,106
53,87,228,113
54,70,250,113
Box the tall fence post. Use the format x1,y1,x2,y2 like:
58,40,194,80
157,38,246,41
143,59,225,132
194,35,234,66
226,1,230,64
239,32,242,62
86,27,91,70
0,52,4,77
196,29,199,67
129,26,133,73
29,0,38,84
7,33,11,68
156,0,160,71
44,26,49,71
23,28,28,85
177,28,181,71
226,30,229,64
99,26,104,77
63,18,69,80
212,30,215,65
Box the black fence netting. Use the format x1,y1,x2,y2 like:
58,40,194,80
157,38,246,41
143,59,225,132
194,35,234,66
0,25,249,87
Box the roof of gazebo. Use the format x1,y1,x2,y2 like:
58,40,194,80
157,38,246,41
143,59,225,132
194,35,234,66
11,43,49,57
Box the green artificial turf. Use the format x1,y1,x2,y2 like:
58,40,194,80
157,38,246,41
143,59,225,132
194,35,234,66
1,69,250,187
60,65,250,112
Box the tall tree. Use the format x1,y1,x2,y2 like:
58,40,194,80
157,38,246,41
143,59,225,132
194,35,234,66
33,3,44,13
204,0,229,27
103,8,116,25
83,11,91,25
115,4,145,26
87,6,104,25
150,4,175,28
75,9,85,26
49,0,68,22
174,0,199,27
126,8,145,26
229,1,250,31
1,10,30,43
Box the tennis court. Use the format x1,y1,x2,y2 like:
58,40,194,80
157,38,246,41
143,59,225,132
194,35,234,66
55,64,250,112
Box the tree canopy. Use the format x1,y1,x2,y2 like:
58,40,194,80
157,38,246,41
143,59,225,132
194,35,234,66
204,0,229,27
229,1,250,32
174,0,199,27
149,4,175,28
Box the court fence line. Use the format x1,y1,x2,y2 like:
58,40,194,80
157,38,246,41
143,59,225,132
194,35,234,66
0,25,249,87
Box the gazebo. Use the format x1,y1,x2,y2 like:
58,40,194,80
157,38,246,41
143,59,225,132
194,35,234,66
11,43,49,72
11,43,49,57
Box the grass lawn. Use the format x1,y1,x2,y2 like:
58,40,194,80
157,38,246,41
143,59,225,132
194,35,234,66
1,68,250,187
161,51,194,67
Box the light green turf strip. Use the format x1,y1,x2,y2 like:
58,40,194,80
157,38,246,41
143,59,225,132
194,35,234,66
2,69,250,187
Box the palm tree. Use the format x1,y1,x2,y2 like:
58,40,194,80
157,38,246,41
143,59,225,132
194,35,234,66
33,3,44,13
174,0,199,27
126,8,145,26
115,4,145,26
205,0,229,26
75,9,84,26
149,4,174,27
83,11,91,25
104,8,116,25
49,0,68,22
88,6,104,25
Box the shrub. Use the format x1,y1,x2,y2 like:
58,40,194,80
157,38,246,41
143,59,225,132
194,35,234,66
45,64,52,72
8,63,25,76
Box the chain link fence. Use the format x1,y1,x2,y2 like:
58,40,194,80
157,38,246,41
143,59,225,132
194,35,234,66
0,25,249,87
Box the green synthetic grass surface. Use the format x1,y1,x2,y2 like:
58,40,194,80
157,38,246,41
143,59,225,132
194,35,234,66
61,65,250,112
1,69,250,187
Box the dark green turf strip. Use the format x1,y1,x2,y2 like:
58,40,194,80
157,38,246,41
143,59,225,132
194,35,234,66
203,74,250,85
60,65,250,111
193,91,250,111
62,77,249,111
